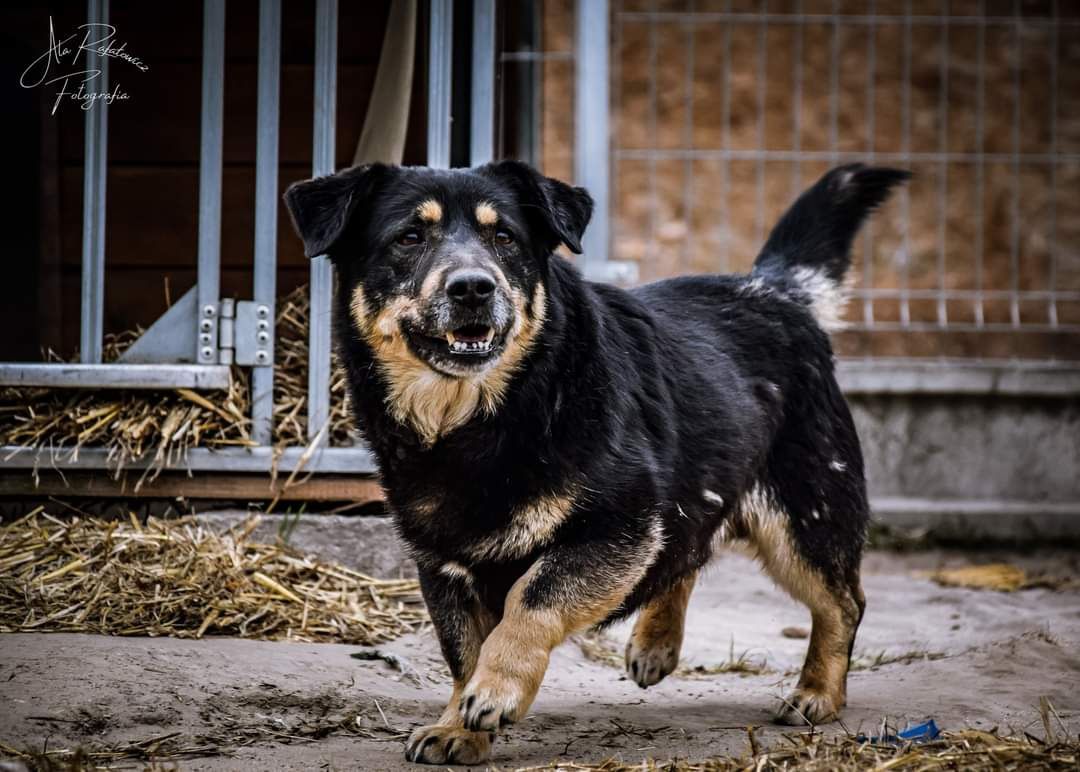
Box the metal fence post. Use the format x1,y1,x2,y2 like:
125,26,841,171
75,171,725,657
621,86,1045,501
197,0,226,364
308,0,338,444
470,0,496,166
428,0,453,168
575,0,614,278
252,0,281,445
79,0,109,363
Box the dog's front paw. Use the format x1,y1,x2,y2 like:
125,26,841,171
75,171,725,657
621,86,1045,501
405,724,493,765
625,634,680,688
459,673,528,731
774,687,842,726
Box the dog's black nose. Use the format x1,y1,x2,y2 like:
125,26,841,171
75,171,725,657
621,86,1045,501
446,269,496,309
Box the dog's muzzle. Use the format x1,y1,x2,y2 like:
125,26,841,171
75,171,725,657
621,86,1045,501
402,268,514,374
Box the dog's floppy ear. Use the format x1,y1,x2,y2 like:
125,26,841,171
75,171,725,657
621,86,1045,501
481,160,593,254
284,164,389,257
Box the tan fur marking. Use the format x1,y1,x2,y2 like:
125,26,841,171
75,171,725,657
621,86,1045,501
350,282,547,446
475,201,498,226
735,485,860,724
460,519,665,730
625,571,696,686
466,488,576,562
417,198,443,223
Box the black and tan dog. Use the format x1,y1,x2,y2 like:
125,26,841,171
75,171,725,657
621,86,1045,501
284,161,907,765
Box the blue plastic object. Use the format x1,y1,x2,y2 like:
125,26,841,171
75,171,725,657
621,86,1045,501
858,719,941,745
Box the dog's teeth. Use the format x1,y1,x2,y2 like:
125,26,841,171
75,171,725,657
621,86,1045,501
483,328,495,343
446,331,457,345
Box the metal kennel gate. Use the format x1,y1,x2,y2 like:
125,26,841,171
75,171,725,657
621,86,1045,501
0,0,617,477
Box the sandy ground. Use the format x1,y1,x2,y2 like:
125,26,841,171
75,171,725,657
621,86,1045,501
2,549,1079,770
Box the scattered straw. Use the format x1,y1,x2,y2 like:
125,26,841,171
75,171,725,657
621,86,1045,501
924,563,1080,593
0,511,425,644
515,727,1080,771
0,285,355,483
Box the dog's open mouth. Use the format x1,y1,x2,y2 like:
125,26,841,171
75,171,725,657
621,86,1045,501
446,324,496,355
405,322,505,372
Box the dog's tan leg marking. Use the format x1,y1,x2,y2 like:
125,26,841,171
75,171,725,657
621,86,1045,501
460,521,664,732
739,491,862,725
625,571,696,688
406,600,497,765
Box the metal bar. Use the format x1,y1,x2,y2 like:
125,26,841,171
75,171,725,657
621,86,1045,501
720,0,732,272
0,445,378,474
197,0,225,364
755,4,767,247
0,364,231,390
252,0,281,446
309,0,337,444
575,0,612,274
680,0,695,273
900,0,911,327
936,8,949,327
791,0,803,199
863,0,876,327
470,0,496,166
1048,0,1059,328
79,0,108,364
974,0,986,327
646,1,658,273
1009,1,1021,328
428,0,453,168
840,322,1080,333
829,0,839,163
611,148,1080,164
616,11,1079,26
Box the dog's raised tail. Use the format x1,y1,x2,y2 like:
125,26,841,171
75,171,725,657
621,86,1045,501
752,164,910,330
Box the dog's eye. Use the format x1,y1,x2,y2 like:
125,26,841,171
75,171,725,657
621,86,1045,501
397,230,423,247
494,230,514,246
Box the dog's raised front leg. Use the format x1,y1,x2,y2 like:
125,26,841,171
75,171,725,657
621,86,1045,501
405,563,497,765
459,518,665,731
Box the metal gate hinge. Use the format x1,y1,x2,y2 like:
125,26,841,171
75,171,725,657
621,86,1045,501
234,300,274,367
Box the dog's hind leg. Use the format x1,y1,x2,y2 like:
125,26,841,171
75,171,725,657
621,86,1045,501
625,571,697,687
739,488,865,726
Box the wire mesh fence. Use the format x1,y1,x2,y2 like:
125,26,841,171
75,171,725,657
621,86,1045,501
507,0,1075,360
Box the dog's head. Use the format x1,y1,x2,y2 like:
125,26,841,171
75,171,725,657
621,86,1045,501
284,161,592,380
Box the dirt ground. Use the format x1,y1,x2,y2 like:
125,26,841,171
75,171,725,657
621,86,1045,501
2,549,1079,771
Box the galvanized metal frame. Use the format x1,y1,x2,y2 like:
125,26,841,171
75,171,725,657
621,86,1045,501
428,0,454,169
251,0,281,445
196,0,226,365
307,0,338,445
80,0,109,364
470,0,496,166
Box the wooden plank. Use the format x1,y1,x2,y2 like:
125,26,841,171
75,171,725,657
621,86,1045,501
0,472,386,503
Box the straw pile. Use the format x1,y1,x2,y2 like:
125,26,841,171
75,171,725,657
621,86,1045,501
0,285,355,484
0,510,424,644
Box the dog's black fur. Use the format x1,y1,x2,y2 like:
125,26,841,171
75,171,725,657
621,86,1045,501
285,161,908,765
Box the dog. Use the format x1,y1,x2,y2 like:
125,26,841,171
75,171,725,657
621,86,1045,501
284,161,908,765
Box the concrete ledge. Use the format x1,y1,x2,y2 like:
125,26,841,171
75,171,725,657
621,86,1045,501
873,497,1080,542
838,359,1080,396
